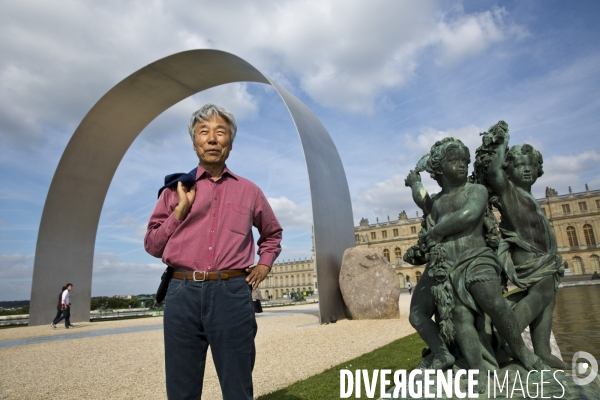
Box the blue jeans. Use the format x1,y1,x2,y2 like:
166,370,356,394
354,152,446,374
164,273,256,400
52,309,63,324
52,306,70,327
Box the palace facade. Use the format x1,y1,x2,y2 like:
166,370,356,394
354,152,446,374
354,210,424,288
258,230,318,299
261,186,600,298
258,257,317,300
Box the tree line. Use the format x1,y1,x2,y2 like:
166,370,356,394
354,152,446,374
90,297,143,310
0,306,29,316
0,297,152,316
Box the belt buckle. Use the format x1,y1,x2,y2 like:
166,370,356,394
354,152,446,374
192,271,207,282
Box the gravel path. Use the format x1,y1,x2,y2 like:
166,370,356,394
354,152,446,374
0,295,414,399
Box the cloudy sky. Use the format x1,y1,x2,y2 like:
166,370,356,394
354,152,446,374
1,0,599,301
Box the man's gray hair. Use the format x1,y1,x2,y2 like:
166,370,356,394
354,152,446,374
188,104,237,143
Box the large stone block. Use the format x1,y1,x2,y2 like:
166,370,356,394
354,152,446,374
339,247,401,319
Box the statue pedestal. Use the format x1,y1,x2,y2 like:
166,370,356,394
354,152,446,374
381,365,600,399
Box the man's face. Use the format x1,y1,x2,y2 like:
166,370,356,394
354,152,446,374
67,285,73,291
506,154,539,188
441,147,469,185
192,115,232,168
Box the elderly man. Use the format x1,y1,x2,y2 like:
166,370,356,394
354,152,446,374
144,104,283,399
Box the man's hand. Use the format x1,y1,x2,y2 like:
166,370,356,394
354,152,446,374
174,181,196,221
405,170,421,187
245,264,270,290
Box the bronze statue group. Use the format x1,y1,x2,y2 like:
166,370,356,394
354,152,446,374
404,121,566,392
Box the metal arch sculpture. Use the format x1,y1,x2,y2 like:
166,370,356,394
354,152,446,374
29,50,355,326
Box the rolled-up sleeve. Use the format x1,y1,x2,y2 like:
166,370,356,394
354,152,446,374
144,189,182,258
253,189,283,268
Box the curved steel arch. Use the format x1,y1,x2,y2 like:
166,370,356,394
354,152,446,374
29,50,355,326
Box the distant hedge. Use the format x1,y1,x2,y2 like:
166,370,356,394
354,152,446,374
90,297,141,310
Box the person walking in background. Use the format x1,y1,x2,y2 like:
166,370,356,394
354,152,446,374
407,281,412,295
51,283,74,329
252,288,263,316
50,286,66,329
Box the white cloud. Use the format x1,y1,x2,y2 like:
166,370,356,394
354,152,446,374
588,175,600,190
190,83,260,123
252,2,525,111
118,215,150,239
0,254,33,301
268,196,312,231
352,123,484,221
534,151,600,197
92,253,164,296
277,244,313,264
436,7,527,65
352,171,437,223
0,1,528,153
402,124,483,156
544,151,600,174
0,253,33,279
94,253,163,275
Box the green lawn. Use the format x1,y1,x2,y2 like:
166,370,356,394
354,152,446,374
257,332,425,400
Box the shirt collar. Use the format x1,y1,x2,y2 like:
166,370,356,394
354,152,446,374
196,165,239,181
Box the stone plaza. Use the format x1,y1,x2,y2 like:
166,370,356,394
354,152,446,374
0,299,414,399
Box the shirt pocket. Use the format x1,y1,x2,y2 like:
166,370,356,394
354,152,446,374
225,202,253,236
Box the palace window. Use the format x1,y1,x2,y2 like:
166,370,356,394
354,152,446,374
393,228,399,236
579,202,588,212
541,207,546,216
415,271,422,282
572,256,584,275
371,232,376,240
566,226,579,247
591,255,600,273
562,204,571,214
597,200,600,209
395,247,401,261
411,226,417,234
382,230,388,238
355,234,359,242
584,224,596,245
383,249,390,262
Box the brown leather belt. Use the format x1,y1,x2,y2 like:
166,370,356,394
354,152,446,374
172,269,248,282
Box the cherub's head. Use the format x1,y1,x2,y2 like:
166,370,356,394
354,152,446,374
503,144,544,188
426,137,471,188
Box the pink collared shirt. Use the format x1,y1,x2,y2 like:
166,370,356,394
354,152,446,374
144,166,282,272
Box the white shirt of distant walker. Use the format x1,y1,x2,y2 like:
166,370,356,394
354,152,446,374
62,285,72,308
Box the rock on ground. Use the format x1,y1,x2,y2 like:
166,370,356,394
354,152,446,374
340,247,401,320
